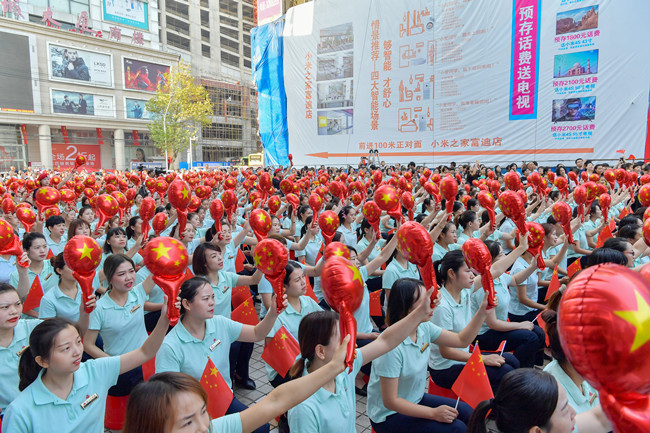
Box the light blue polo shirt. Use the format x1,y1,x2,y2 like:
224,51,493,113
544,360,599,414
304,234,324,266
357,236,386,267
0,319,41,412
428,286,472,370
10,261,58,316
210,413,243,432
471,274,511,335
336,224,358,249
44,233,67,256
88,283,149,356
0,256,17,284
156,315,242,388
222,238,244,273
259,262,306,319
382,260,420,309
354,267,373,334
432,242,459,263
541,245,566,281
208,270,239,319
288,350,363,433
2,356,120,433
508,257,539,316
38,284,82,322
367,322,442,423
265,296,322,381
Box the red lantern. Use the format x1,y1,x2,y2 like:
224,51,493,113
362,201,381,240
551,202,574,245
559,264,650,433
16,207,36,233
498,190,527,235
152,212,168,236
395,221,437,305
142,237,189,325
318,210,339,245
477,191,496,231
462,238,496,308
253,238,288,313
440,176,458,219
63,236,102,313
321,256,365,372
0,219,28,267
168,179,192,239
249,209,272,241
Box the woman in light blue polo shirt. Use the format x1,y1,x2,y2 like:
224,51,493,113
429,250,519,392
156,277,285,433
367,278,489,433
38,253,82,322
83,254,156,397
456,210,480,246
336,205,360,249
356,219,386,292
3,301,170,433
432,222,460,263
381,239,420,307
287,286,436,433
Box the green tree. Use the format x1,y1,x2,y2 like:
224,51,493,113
146,62,213,168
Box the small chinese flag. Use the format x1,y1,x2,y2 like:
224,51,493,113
231,286,251,309
23,276,44,312
235,248,246,273
231,296,259,326
46,249,54,260
567,259,582,278
545,266,561,301
595,223,613,249
262,326,301,378
609,218,616,232
315,244,325,263
305,277,319,303
451,344,494,409
618,207,631,220
200,358,233,419
369,290,382,316
535,311,551,346
183,267,195,282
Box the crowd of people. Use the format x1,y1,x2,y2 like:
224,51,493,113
0,156,638,433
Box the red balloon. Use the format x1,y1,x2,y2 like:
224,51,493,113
280,179,293,195
111,191,127,222
258,172,272,192
362,201,381,240
221,190,237,221
574,185,587,222
372,170,383,186
168,179,192,238
63,236,102,313
253,238,288,313
401,191,414,221
318,210,340,245
615,168,626,183
0,219,27,267
462,238,496,308
477,191,496,231
308,193,323,228
504,171,521,191
155,179,169,196
74,154,87,170
321,256,364,371
194,185,212,199
143,237,189,325
16,207,36,233
559,264,650,433
94,194,119,235
395,221,437,305
250,209,272,242
440,176,458,218
139,197,156,240
209,199,224,233
34,187,61,217
599,193,611,223
639,184,650,207
152,212,168,236
524,222,546,270
551,202,574,245
285,193,300,212
604,169,616,188
323,242,350,261
498,190,527,235
267,195,281,216
1,197,15,215
643,218,650,248
374,185,399,212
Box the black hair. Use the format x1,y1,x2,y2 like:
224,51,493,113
468,369,558,433
0,282,17,296
338,205,354,225
484,240,501,261
617,223,641,241
192,243,222,276
103,227,127,254
78,206,93,219
284,261,304,286
50,253,66,281
385,278,423,326
586,248,628,268
434,249,466,286
22,232,46,251
467,198,478,209
602,237,632,254
179,276,211,316
126,216,141,240
618,215,641,229
457,210,477,230
103,253,136,289
288,310,339,378
45,215,65,229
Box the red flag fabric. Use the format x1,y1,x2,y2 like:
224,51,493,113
235,248,246,273
535,311,551,346
23,276,44,311
369,290,382,316
305,277,319,303
609,218,616,232
451,345,494,409
231,286,251,309
618,207,631,220
315,244,325,264
545,266,561,301
200,358,233,419
46,249,54,260
595,224,613,249
231,296,259,326
183,267,195,282
261,326,300,378
567,259,582,278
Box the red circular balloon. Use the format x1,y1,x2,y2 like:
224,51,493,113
318,210,340,245
250,209,273,241
209,199,224,232
374,185,400,212
462,238,496,308
498,190,527,235
395,222,437,303
551,201,574,245
16,207,36,233
152,212,168,236
323,242,350,261
477,191,496,230
253,238,288,312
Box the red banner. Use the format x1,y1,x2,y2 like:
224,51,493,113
133,130,140,146
96,128,104,146
52,144,101,169
60,126,70,145
19,125,28,145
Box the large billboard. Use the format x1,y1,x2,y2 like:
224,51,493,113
52,144,101,169
51,89,116,118
48,43,113,88
123,58,170,92
0,31,37,113
125,97,151,119
283,0,650,165
102,0,149,30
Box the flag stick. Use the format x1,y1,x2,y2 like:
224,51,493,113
500,341,507,356
454,397,460,410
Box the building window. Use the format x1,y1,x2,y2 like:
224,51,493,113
205,85,243,117
200,0,209,7
221,51,239,67
219,0,238,16
221,26,239,40
200,9,210,26
167,32,191,51
243,45,251,59
202,123,243,140
243,22,253,32
29,0,89,15
166,0,189,19
242,4,254,22
201,146,243,163
220,15,239,28
202,44,211,58
201,29,210,42
243,33,251,45
244,59,251,68
221,36,239,53
166,15,190,36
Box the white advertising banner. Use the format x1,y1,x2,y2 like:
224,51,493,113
283,0,650,166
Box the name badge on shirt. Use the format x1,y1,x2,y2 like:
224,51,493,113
130,304,141,314
222,286,230,294
420,342,430,353
80,393,98,410
209,339,222,351
16,345,29,357
589,392,597,405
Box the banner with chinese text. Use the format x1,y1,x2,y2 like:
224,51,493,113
52,144,101,169
283,0,650,166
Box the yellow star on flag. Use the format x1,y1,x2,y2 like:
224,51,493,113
210,367,219,377
77,243,94,260
614,290,650,352
152,242,172,260
280,333,288,340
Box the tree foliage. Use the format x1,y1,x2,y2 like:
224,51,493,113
146,62,213,164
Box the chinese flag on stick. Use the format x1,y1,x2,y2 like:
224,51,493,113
618,207,631,220
46,249,54,260
231,286,251,309
534,311,551,346
451,344,494,409
231,296,259,326
305,277,319,303
545,266,561,301
595,223,613,249
262,326,301,378
200,358,233,419
369,290,382,316
567,259,582,278
23,276,44,311
235,248,246,273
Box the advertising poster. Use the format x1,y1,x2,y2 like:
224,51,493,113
49,44,113,87
123,58,170,92
52,144,101,169
125,97,151,119
51,90,116,117
257,0,283,25
283,0,650,166
102,0,149,30
0,31,35,113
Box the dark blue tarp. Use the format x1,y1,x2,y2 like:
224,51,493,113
252,18,289,167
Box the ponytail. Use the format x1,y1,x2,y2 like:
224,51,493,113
467,399,492,433
288,357,307,380
288,311,338,379
18,347,42,391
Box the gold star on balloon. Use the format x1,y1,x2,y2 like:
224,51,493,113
324,215,334,225
152,242,172,260
77,243,95,260
347,264,363,286
614,290,650,352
